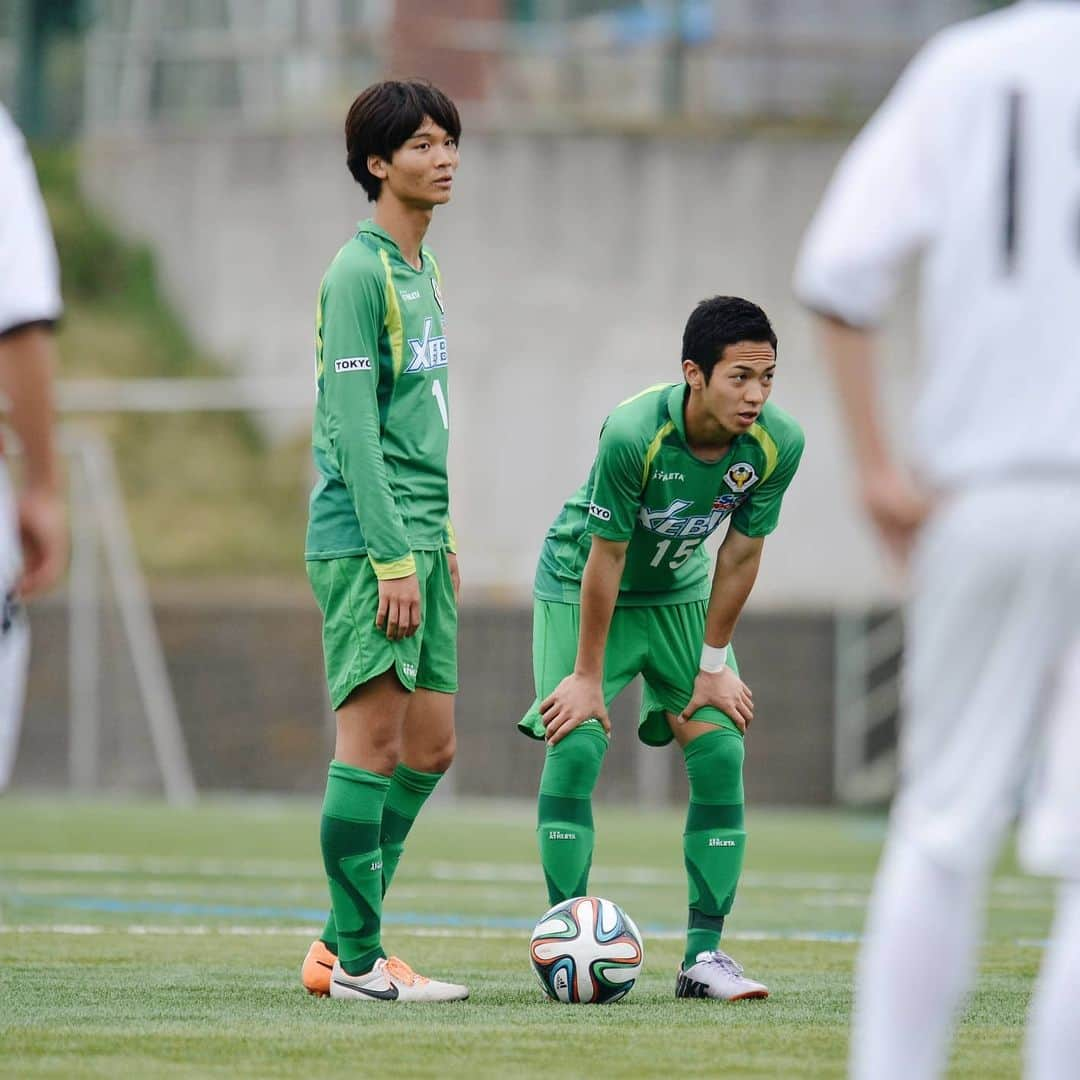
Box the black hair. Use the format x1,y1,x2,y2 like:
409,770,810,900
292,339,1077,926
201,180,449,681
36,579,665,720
681,296,777,382
345,79,462,201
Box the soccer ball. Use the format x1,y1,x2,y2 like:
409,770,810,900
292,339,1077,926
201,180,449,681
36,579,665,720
529,896,644,1004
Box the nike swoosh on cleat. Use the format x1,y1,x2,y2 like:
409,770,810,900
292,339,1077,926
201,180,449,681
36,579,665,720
333,979,399,1001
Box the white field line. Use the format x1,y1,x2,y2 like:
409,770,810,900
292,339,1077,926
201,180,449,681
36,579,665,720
0,855,1055,901
0,923,1052,948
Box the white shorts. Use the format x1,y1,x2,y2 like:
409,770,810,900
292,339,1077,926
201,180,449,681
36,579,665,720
891,484,1080,878
0,463,28,789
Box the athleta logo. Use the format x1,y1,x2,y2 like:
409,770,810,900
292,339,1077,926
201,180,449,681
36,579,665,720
402,662,417,679
638,498,739,539
708,838,736,847
588,503,612,522
652,469,684,482
370,859,384,872
548,830,577,841
405,317,448,373
335,356,372,373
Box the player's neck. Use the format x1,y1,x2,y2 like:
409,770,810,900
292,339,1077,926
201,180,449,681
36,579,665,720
683,393,736,462
373,198,434,270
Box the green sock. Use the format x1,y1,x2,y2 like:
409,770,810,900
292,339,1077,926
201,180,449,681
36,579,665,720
380,763,442,895
319,910,337,954
317,764,444,952
536,725,607,904
681,729,746,968
320,760,391,976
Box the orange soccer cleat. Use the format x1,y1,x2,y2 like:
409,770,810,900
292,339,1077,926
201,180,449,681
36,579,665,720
301,939,337,997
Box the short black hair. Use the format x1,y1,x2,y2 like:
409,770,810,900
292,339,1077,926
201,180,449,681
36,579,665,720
345,79,462,201
681,296,777,382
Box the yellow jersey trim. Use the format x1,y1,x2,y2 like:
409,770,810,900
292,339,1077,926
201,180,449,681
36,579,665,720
369,553,417,581
379,248,406,380
641,420,676,489
747,421,780,481
619,382,670,409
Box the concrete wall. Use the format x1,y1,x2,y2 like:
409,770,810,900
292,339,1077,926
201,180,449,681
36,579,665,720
80,130,919,607
16,592,835,805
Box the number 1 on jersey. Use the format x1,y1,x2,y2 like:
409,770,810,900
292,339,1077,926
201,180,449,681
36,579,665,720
432,379,449,430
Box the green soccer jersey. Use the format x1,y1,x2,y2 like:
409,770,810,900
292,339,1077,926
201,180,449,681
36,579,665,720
535,383,804,606
305,220,454,578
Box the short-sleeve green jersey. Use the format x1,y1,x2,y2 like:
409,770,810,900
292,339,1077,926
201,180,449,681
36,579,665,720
306,220,454,577
535,383,804,606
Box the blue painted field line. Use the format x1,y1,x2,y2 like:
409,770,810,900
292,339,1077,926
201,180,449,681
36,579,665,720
6,894,533,928
4,894,864,943
3,894,863,942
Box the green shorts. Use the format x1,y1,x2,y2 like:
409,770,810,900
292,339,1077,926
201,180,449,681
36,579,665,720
307,549,458,709
518,598,741,747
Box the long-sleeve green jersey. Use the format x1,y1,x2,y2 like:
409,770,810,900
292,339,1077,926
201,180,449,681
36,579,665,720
535,383,804,606
305,220,454,578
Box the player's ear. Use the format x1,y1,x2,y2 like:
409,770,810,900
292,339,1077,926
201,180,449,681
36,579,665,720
367,154,389,181
682,358,704,391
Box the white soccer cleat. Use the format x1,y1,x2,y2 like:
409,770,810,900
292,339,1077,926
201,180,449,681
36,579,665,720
329,956,469,1003
675,949,769,1001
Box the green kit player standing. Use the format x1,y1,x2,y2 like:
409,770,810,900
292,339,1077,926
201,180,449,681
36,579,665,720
301,80,467,1003
520,296,804,1001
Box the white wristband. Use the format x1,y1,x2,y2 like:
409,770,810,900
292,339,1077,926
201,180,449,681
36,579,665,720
699,642,730,673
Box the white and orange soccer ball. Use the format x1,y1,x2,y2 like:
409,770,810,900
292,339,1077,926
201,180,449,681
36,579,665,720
529,896,644,1004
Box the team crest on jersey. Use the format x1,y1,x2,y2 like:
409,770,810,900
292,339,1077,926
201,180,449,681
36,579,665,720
723,462,758,493
431,276,445,314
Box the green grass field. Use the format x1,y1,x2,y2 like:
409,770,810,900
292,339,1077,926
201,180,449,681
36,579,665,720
0,797,1051,1079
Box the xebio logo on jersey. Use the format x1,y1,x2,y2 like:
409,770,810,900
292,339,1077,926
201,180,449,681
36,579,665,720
638,498,739,539
724,462,758,493
405,316,449,373
335,356,372,373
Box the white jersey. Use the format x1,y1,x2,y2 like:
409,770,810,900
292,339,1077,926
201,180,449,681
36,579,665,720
0,103,62,336
794,1,1080,490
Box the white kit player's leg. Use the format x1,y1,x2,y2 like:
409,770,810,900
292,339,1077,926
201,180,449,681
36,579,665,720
852,488,1080,1080
0,600,29,790
849,835,985,1080
1021,638,1080,1080
0,469,27,792
1026,881,1080,1080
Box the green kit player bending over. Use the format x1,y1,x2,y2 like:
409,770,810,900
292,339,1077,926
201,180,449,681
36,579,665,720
520,296,804,1001
302,80,467,1003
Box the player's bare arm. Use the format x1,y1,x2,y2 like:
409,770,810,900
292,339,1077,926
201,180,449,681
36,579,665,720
676,528,762,731
816,314,931,566
540,534,625,745
0,324,65,597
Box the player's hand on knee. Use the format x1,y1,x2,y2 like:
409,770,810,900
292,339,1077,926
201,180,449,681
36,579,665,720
677,668,754,733
540,673,611,746
376,574,421,641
